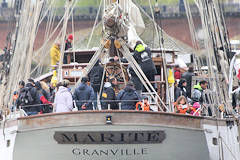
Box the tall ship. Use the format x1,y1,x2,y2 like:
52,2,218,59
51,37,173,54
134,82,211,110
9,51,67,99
1,0,240,160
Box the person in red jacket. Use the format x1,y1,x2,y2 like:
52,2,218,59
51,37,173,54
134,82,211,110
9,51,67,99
63,34,73,64
174,66,181,80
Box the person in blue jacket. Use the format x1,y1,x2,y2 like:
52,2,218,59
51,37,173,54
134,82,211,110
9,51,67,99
73,77,95,110
117,81,141,110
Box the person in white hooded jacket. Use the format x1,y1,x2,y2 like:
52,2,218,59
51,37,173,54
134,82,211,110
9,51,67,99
54,80,73,113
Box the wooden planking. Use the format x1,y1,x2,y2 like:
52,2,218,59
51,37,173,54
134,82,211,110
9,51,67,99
17,111,205,131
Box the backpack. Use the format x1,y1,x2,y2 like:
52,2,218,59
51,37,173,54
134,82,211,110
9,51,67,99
19,87,34,105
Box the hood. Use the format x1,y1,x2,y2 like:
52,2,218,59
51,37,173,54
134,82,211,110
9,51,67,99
124,85,135,92
53,44,60,50
35,81,42,90
104,82,111,88
78,83,87,90
58,86,69,94
135,44,145,52
194,83,202,90
25,83,34,88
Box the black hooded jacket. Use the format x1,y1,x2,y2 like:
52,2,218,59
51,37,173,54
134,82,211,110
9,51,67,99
101,83,118,110
133,46,157,75
35,81,49,100
17,83,41,112
178,80,188,98
128,66,142,91
88,63,104,92
181,71,195,97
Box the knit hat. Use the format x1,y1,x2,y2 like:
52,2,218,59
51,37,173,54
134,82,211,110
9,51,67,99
68,34,73,40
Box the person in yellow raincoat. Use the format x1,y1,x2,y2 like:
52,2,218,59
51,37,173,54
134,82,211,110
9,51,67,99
50,42,61,66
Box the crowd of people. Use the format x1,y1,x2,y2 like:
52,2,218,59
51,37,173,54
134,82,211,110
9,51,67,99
13,40,158,115
174,65,208,116
14,79,53,116
13,76,151,115
12,34,211,116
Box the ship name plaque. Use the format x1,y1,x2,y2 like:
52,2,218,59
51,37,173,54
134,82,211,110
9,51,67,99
54,130,166,144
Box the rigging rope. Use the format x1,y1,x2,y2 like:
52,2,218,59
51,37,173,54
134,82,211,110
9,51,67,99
87,0,103,49
57,0,74,81
183,0,201,71
31,0,79,75
147,0,172,110
2,0,44,106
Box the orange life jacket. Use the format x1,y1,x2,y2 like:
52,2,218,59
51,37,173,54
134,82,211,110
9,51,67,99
190,107,196,113
13,94,18,101
136,102,150,111
175,104,189,114
189,106,200,116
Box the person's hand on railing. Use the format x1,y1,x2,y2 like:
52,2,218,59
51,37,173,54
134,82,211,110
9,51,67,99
81,103,87,110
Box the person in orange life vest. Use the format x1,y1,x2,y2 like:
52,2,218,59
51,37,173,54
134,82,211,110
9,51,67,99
136,97,150,111
189,102,201,116
174,96,190,114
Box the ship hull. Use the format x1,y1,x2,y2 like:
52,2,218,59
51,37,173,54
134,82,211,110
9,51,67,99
13,125,209,160
1,111,240,160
